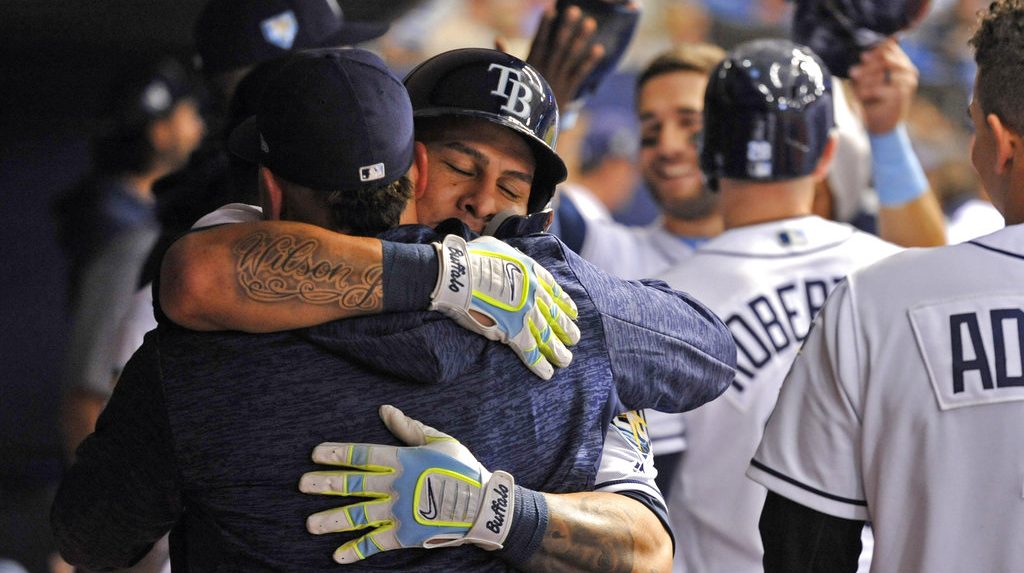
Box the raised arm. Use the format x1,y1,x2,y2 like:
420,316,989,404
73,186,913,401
850,39,946,247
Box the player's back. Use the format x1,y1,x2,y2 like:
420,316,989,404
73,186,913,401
656,215,899,573
833,224,1024,572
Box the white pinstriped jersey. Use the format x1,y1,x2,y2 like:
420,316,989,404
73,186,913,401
750,224,1024,573
656,216,899,573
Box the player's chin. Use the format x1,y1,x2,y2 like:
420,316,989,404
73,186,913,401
649,180,704,206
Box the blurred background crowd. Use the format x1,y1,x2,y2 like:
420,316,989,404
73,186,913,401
0,0,999,571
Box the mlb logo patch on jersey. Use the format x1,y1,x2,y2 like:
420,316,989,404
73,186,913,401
359,163,385,182
777,229,808,247
261,10,299,50
910,294,1024,410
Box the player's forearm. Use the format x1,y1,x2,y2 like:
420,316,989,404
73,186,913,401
160,222,385,331
521,492,672,573
877,190,946,247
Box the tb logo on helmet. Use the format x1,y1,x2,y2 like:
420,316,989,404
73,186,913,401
488,64,533,120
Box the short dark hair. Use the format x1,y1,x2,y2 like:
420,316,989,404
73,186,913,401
636,43,727,97
322,176,414,237
970,0,1024,132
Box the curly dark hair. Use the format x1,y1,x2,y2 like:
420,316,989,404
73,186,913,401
323,176,414,237
970,0,1024,131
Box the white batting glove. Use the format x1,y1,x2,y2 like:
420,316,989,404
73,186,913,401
300,405,515,564
429,235,580,379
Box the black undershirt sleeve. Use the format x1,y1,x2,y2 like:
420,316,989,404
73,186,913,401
760,491,864,573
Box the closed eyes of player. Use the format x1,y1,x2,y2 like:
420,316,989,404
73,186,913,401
442,159,527,202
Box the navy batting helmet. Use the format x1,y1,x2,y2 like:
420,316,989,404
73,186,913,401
700,39,834,188
403,48,567,213
792,0,931,78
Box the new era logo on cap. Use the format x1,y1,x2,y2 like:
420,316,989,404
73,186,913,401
359,163,386,182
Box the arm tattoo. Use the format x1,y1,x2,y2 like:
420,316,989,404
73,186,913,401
233,231,381,310
527,493,640,573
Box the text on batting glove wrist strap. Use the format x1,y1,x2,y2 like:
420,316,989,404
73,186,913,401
425,470,516,551
430,235,472,312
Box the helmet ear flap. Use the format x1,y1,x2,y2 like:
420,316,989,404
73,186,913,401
403,48,568,213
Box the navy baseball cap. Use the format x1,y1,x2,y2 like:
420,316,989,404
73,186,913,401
227,48,414,191
110,58,199,129
195,0,389,74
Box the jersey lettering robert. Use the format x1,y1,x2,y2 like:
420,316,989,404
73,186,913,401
910,295,1024,410
726,276,843,394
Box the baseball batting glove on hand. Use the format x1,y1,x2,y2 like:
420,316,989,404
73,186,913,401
300,405,516,564
430,234,580,379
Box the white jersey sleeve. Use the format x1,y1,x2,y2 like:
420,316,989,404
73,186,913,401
594,410,661,500
747,279,870,521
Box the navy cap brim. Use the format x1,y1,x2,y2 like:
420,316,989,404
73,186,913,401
227,115,260,164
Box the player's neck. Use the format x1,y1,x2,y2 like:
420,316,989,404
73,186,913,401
662,212,723,239
719,178,815,230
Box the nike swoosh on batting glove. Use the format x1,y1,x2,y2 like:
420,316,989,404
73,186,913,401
429,234,580,379
299,405,515,564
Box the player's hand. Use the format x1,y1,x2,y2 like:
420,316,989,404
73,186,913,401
299,405,516,564
848,38,919,134
516,3,604,108
429,234,580,380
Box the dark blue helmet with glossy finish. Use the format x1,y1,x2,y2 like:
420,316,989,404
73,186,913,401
403,48,567,213
700,39,834,187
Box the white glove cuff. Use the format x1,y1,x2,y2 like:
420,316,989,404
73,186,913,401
430,235,472,312
463,470,516,551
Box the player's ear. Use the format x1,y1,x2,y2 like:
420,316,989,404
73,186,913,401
259,166,285,220
409,141,429,200
810,131,838,183
988,113,1019,176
